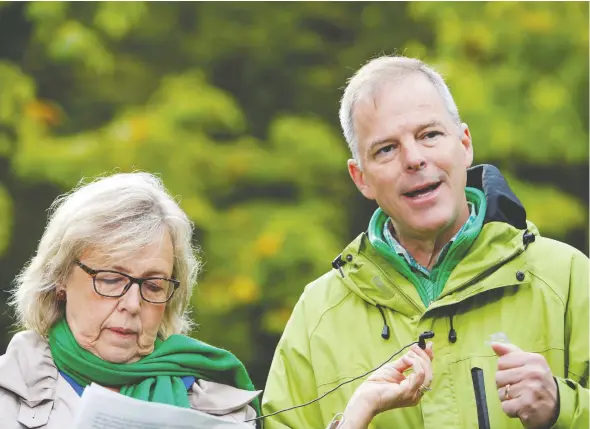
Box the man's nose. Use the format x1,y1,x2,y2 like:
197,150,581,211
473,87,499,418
401,141,428,172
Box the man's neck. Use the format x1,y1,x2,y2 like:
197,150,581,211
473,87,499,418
392,203,471,270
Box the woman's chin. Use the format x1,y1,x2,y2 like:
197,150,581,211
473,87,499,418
96,345,140,364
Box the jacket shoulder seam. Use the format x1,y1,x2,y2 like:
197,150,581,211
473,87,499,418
528,270,566,308
308,288,354,339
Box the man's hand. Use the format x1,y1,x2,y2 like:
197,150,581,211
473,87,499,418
492,342,559,429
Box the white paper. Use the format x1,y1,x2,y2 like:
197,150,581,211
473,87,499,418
73,383,253,429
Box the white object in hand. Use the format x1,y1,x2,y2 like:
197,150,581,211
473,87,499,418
73,383,252,429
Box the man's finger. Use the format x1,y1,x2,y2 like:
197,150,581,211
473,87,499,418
408,358,425,393
495,367,525,388
374,363,407,384
497,352,532,371
410,344,432,363
391,354,415,374
424,342,434,361
500,397,522,418
491,342,522,357
409,346,433,387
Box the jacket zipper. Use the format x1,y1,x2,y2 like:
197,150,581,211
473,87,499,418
427,247,525,313
353,260,424,314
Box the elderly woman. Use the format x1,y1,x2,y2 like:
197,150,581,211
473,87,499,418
0,172,261,428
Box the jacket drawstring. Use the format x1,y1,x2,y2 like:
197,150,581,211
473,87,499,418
448,313,457,343
341,230,535,345
445,230,534,345
376,305,391,340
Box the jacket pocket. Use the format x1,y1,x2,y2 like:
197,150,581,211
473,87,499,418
17,400,53,428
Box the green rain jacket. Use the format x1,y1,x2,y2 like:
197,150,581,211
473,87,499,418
262,165,589,429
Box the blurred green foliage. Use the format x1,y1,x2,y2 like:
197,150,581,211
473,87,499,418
0,2,587,388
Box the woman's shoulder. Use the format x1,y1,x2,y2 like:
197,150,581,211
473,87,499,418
0,331,61,429
188,379,262,425
0,331,58,402
2,330,50,354
0,330,55,381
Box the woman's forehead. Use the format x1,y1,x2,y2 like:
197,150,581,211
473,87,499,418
78,231,174,269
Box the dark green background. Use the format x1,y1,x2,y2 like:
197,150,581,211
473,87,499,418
0,2,587,389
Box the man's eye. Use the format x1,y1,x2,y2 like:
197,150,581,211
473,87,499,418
376,144,395,155
423,131,442,139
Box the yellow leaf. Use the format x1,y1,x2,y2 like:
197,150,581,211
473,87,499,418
0,184,13,255
24,100,61,126
229,276,260,304
129,116,150,143
530,79,568,112
254,231,284,258
520,9,555,33
180,196,216,227
262,307,293,334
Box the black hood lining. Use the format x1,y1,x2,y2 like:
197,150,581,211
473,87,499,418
467,164,527,229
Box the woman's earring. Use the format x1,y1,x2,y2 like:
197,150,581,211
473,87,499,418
56,289,67,302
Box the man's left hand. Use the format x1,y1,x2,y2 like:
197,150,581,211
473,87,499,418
492,342,559,429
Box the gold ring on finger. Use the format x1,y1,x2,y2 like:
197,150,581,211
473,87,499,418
504,384,512,401
419,384,432,394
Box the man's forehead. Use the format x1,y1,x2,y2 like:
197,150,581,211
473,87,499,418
354,102,449,144
376,76,443,108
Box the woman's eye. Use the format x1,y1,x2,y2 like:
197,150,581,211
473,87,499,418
145,281,163,292
103,276,125,284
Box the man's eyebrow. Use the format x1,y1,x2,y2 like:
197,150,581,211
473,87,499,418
417,120,446,131
366,120,446,153
368,137,395,153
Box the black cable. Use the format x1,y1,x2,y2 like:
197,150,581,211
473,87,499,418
246,340,419,422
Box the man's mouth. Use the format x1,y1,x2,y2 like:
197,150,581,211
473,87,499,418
403,182,442,198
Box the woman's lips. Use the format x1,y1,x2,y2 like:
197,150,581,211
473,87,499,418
108,328,137,337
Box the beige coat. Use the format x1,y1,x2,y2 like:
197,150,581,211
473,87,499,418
0,331,261,429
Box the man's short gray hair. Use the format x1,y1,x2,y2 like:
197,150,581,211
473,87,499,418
339,55,461,164
10,171,200,338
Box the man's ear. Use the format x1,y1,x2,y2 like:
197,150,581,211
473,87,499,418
348,159,376,200
460,123,474,168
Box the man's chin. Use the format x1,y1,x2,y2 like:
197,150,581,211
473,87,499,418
400,216,455,240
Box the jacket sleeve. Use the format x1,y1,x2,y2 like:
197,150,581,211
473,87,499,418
261,297,325,429
0,390,22,429
553,250,589,429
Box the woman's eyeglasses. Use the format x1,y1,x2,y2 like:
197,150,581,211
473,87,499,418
75,260,180,304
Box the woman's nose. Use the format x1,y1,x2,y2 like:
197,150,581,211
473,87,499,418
119,282,142,313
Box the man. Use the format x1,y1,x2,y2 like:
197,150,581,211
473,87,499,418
261,56,589,429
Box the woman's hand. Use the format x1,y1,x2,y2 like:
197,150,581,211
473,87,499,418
339,342,434,429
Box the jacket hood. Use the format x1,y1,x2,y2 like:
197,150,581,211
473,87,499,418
466,164,527,229
333,164,537,315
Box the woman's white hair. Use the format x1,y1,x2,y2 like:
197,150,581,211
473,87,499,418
339,55,461,166
9,171,200,338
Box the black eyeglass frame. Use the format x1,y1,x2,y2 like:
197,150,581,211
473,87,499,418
75,259,180,304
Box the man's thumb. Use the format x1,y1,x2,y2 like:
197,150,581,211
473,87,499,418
491,342,522,356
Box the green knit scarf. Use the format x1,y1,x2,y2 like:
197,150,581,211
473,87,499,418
48,318,260,417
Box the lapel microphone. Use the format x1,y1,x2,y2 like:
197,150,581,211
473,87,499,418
418,331,435,349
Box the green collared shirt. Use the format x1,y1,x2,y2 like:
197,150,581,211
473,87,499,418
368,187,487,307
